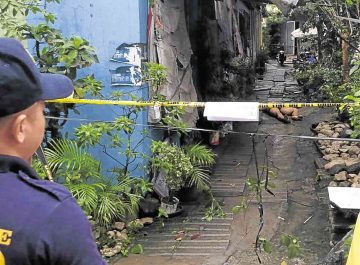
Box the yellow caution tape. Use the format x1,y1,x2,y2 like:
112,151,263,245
47,98,360,109
347,215,360,265
47,98,206,107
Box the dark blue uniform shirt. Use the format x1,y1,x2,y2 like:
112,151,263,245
0,155,106,265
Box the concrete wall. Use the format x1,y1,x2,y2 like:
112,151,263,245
29,0,150,177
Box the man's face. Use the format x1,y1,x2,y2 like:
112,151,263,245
23,101,45,161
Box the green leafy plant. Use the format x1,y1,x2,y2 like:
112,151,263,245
43,139,141,227
203,197,225,222
0,0,102,141
0,0,60,38
259,237,272,254
280,234,302,259
150,141,216,196
143,62,168,94
151,141,192,193
75,105,149,178
294,65,342,97
339,71,360,137
157,207,169,227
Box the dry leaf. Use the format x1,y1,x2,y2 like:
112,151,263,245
190,233,201,240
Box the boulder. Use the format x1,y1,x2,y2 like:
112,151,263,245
351,183,360,188
329,181,338,187
325,148,339,154
344,158,360,173
320,129,335,137
332,132,340,138
315,123,330,131
324,159,346,174
319,140,331,146
101,244,122,258
352,176,360,184
348,146,360,156
112,222,126,231
340,129,354,138
115,231,128,241
331,142,341,148
139,217,154,226
334,171,348,182
323,154,340,161
339,181,351,187
334,124,346,129
340,153,350,159
340,145,351,151
107,230,115,239
334,128,343,133
348,174,358,179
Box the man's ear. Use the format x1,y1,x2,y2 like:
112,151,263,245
11,114,27,144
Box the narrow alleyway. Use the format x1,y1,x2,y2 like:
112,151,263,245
112,60,335,265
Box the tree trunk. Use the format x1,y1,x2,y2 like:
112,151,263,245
342,35,350,82
316,23,323,62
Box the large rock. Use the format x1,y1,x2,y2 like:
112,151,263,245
334,124,346,129
315,122,331,132
319,140,331,146
339,181,351,187
340,144,351,151
334,128,343,133
344,158,360,173
115,231,128,241
348,146,360,156
352,176,360,184
324,159,346,174
101,243,122,258
323,154,340,161
107,230,116,239
139,217,154,226
112,222,126,231
340,129,354,138
340,153,350,159
329,181,338,187
320,129,335,137
348,174,358,179
331,141,341,148
332,132,340,138
334,171,348,182
325,148,339,154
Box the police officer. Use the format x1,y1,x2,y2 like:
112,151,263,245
0,38,106,264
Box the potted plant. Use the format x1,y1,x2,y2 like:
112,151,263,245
150,141,216,214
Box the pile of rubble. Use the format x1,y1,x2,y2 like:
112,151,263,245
97,217,153,258
315,121,360,188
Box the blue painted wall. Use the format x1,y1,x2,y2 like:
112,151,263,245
29,0,150,178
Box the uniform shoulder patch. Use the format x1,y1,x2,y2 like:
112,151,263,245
18,171,72,202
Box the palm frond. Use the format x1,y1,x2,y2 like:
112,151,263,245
66,183,99,215
184,144,216,166
96,191,125,226
45,139,101,180
189,167,211,191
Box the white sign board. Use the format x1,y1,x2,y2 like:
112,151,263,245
204,102,259,122
328,187,360,209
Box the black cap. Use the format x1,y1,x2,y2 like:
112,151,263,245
0,38,74,118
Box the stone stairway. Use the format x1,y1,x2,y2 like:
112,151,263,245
137,212,233,256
